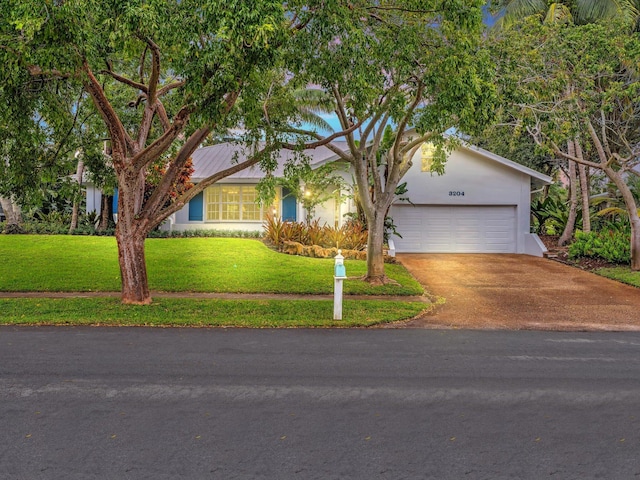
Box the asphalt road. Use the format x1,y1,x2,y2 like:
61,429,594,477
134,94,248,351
1,327,640,480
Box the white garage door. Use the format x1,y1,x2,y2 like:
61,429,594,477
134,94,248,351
391,205,517,253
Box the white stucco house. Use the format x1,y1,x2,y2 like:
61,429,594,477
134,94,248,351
168,141,354,233
389,142,551,256
86,138,552,256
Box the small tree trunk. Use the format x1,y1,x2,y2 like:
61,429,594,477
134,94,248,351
69,159,85,234
0,196,23,233
559,142,578,246
605,167,640,271
97,194,112,231
630,215,640,271
575,140,590,233
364,211,387,285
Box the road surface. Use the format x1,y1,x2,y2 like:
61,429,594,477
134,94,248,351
1,327,639,479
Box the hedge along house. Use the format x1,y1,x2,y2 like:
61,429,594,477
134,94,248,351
388,141,552,256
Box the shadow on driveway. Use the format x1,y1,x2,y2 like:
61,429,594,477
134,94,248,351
397,254,640,331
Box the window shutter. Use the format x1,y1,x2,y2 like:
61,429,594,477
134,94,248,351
189,191,204,221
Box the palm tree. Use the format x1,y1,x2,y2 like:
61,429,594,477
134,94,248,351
493,0,638,27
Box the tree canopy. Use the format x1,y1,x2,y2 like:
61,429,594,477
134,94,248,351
1,0,347,303
280,0,496,282
489,16,640,267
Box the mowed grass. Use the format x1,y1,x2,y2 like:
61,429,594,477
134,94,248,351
0,235,423,295
0,298,427,327
596,266,640,288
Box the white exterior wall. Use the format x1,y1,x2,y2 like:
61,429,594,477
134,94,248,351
390,147,538,254
399,148,525,206
85,185,102,214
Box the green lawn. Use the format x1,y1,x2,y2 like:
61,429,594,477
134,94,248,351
595,266,640,288
0,297,427,327
0,236,422,295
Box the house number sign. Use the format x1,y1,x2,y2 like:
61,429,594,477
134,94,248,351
449,191,465,196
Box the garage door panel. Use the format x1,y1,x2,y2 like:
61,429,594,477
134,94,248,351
392,205,516,253
395,210,426,251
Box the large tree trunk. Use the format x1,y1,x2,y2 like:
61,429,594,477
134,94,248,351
559,142,578,246
115,171,153,304
0,196,23,233
575,140,590,233
116,224,151,304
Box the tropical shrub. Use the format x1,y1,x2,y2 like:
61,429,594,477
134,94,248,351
338,223,368,251
306,219,325,247
263,214,286,246
263,216,368,251
568,230,630,264
531,194,584,235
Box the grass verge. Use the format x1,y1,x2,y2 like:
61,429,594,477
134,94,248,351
595,267,640,288
0,298,427,328
0,236,423,296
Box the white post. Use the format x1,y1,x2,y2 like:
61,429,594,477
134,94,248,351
333,277,343,320
333,250,346,320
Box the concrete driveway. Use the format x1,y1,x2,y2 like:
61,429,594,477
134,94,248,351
397,254,640,331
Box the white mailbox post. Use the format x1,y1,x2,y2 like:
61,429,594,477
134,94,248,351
333,250,347,320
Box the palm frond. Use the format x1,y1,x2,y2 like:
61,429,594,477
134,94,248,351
574,0,639,25
495,0,639,26
295,109,335,133
291,88,336,134
293,89,335,114
596,206,640,218
495,0,548,27
544,3,573,24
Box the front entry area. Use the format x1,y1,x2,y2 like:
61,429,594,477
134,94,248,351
391,205,517,253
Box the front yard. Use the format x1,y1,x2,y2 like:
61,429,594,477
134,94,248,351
0,236,427,327
0,236,422,295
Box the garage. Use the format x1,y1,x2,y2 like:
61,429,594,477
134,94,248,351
391,205,516,253
388,139,552,256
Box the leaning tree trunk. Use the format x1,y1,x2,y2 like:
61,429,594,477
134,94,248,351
559,142,578,246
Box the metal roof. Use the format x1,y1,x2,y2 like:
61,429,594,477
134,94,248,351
189,136,553,188
190,141,349,182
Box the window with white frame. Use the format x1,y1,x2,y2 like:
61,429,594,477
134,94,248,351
205,185,275,222
420,142,435,172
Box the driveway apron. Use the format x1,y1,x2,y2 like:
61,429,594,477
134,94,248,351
397,253,640,331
